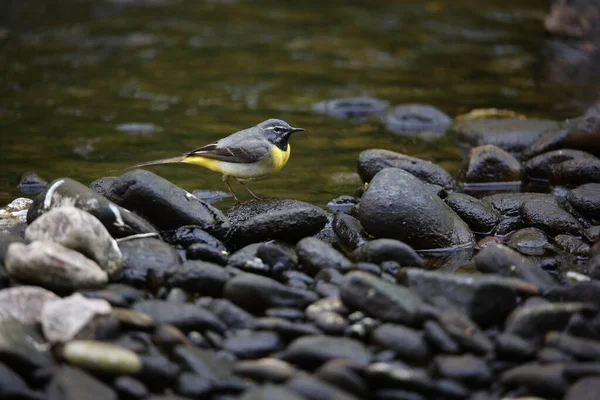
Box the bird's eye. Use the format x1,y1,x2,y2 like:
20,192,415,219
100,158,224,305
273,126,282,133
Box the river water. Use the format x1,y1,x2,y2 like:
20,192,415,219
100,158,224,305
0,0,597,208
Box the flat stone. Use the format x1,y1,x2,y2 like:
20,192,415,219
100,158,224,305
524,149,598,180
282,335,371,368
165,260,229,296
286,373,361,400
444,193,500,234
545,331,600,360
365,362,436,394
568,183,600,220
133,300,225,333
46,365,117,400
0,360,44,400
371,324,430,363
565,377,600,400
332,214,369,252
224,330,283,359
481,192,557,216
521,200,582,236
554,234,590,256
312,97,389,119
240,384,306,400
296,237,354,275
206,299,256,330
548,158,600,185
234,358,296,383
500,363,568,397
62,340,142,374
506,227,550,256
505,302,596,338
433,354,492,386
465,144,522,183
351,239,424,267
384,104,452,135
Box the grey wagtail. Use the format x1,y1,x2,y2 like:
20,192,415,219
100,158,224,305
128,119,304,202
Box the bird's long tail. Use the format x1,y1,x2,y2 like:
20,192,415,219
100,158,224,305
126,156,186,170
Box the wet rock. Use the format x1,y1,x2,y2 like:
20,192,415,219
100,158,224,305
521,199,582,236
465,144,522,183
434,379,470,399
451,118,558,152
165,260,229,296
105,170,229,237
375,389,425,400
137,354,181,390
311,310,347,335
111,308,154,330
474,244,556,291
224,330,282,359
133,300,225,333
266,307,305,320
371,324,430,362
481,192,557,216
506,227,550,256
505,302,596,338
172,345,233,381
113,376,148,400
357,149,455,190
437,311,494,355
358,168,473,250
554,234,590,256
227,199,327,248
494,333,535,360
444,193,499,234
17,172,47,195
296,237,354,275
62,340,142,374
234,358,296,383
312,97,389,119
524,149,598,180
0,360,43,399
25,206,123,276
287,373,360,400
254,317,321,339
565,376,600,400
224,273,318,313
282,335,371,368
46,365,117,400
255,242,297,275
351,239,424,267
433,354,492,386
0,197,31,233
41,293,111,343
548,158,600,185
315,360,369,397
400,268,533,326
538,346,572,363
240,384,305,400
500,363,567,397
82,284,144,308
384,104,452,135
175,372,213,398
564,104,600,154
206,299,256,330
545,331,600,360
545,281,600,308
186,243,229,265
115,237,181,288
0,286,59,325
340,271,424,325
423,320,460,354
5,241,108,290
568,183,600,221
162,225,227,252
332,214,369,252
365,362,435,393
27,178,158,238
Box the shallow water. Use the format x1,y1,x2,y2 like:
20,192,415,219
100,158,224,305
0,0,597,209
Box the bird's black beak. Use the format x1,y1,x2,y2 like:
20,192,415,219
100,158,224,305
291,127,304,133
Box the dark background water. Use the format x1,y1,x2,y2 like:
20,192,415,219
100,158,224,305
1,0,598,208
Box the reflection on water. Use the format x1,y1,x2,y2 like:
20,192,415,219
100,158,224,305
0,0,597,209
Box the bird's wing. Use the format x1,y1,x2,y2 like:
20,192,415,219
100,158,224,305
185,135,269,164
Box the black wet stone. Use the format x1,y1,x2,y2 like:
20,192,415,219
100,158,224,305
548,158,600,185
223,330,283,359
172,345,233,381
565,376,600,400
358,168,473,250
500,363,568,397
133,300,226,333
0,361,43,400
524,149,598,180
474,243,556,291
332,213,369,252
554,234,591,257
340,271,424,325
481,192,557,217
206,299,256,330
436,311,494,355
162,225,228,252
444,193,499,234
370,324,430,363
357,149,455,190
175,373,213,398
256,243,297,275
224,273,318,314
255,317,322,339
165,260,229,296
423,320,460,354
504,302,596,338
296,237,354,275
351,238,424,267
545,281,600,309
545,331,600,360
568,183,600,220
374,388,425,400
506,227,550,256
115,237,181,288
433,354,492,386
281,335,371,369
521,199,582,237
27,177,158,238
520,118,578,160
450,118,558,152
400,268,527,327
137,354,181,390
82,283,144,307
315,360,370,398
226,199,328,248
312,97,389,119
186,243,229,265
384,104,452,135
105,169,229,238
434,379,470,400
239,384,306,400
365,362,435,394
46,366,117,400
494,333,535,361
464,144,522,183
286,374,360,400
113,376,148,400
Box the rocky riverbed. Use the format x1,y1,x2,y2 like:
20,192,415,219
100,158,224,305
1,103,600,400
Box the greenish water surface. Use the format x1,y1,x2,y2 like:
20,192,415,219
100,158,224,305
0,0,597,209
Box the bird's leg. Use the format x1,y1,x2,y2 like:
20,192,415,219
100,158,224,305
222,175,241,203
237,179,261,200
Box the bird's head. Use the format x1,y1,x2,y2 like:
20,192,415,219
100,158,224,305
258,119,304,150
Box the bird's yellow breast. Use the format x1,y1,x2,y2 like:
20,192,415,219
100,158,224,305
270,144,291,172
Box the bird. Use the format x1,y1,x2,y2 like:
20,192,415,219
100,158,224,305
127,118,304,203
